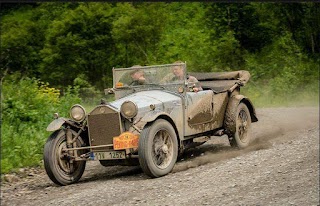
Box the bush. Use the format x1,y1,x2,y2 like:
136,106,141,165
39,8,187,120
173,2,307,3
1,73,81,173
73,73,106,106
243,34,319,107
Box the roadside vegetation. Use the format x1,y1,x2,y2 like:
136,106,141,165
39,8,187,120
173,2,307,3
1,2,319,173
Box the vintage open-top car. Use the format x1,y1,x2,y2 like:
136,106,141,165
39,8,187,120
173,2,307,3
44,62,258,185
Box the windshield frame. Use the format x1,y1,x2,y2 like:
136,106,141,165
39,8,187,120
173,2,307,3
112,63,187,89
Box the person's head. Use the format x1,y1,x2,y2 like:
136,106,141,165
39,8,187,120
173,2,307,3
130,65,144,80
172,61,184,79
130,65,146,85
130,69,144,80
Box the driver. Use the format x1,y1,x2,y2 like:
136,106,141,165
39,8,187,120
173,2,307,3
129,65,147,86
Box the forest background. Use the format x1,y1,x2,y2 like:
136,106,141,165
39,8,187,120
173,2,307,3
1,2,319,174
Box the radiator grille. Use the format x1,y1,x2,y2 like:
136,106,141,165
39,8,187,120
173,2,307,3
88,105,121,152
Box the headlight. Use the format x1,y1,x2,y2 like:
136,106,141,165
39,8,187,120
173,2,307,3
120,101,138,119
70,104,86,122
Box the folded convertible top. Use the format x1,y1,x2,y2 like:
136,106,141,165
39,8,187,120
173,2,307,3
188,70,250,85
188,70,251,93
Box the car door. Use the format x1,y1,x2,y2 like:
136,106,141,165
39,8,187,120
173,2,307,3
185,90,214,136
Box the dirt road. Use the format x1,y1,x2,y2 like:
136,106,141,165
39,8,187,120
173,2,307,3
1,107,319,206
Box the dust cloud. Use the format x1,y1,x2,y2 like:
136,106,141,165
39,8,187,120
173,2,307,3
173,107,319,173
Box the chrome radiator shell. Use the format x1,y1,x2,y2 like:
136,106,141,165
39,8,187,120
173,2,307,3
87,105,122,152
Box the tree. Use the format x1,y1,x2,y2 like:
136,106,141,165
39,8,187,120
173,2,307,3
0,6,41,77
39,3,116,89
112,3,168,67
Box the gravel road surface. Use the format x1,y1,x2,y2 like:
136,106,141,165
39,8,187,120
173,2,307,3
1,107,319,206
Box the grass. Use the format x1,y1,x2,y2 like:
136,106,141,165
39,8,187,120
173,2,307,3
242,83,319,108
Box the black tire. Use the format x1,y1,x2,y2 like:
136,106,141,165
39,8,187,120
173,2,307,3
43,129,86,186
138,119,178,178
225,103,252,148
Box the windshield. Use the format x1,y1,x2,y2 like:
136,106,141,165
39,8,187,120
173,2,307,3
113,63,186,88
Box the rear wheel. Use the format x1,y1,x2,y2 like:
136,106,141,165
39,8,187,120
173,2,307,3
225,103,252,148
43,129,86,185
138,119,178,178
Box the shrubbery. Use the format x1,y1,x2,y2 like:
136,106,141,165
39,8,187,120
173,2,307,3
1,73,81,173
242,34,319,107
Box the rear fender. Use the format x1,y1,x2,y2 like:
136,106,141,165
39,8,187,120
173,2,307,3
240,98,258,122
226,95,258,123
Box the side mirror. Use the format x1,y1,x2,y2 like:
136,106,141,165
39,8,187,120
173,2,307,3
104,88,114,95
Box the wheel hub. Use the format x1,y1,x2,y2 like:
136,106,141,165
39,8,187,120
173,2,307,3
161,144,169,154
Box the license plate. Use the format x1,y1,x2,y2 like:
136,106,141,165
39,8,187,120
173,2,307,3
93,151,126,160
113,132,139,150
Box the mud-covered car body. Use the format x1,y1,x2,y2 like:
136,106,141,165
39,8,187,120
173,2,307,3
44,62,258,185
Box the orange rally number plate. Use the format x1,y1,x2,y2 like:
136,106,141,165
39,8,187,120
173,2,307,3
113,132,139,150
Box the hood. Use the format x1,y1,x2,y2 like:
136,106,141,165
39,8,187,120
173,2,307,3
109,90,182,110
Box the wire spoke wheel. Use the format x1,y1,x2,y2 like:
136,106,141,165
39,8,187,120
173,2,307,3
44,129,86,185
225,103,252,149
139,119,178,178
152,130,174,169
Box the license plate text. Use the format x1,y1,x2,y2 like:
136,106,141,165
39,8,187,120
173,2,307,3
93,151,125,160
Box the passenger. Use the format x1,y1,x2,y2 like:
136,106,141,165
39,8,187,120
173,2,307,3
172,61,203,92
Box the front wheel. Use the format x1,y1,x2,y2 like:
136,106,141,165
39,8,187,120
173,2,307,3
43,129,86,185
225,103,252,148
138,119,178,178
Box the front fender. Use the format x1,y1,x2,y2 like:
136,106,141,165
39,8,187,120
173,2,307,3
134,111,171,130
46,117,68,132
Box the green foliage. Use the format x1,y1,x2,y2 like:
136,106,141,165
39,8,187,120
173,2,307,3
73,74,104,105
157,3,212,71
1,2,318,88
1,73,80,173
210,30,244,71
39,3,116,89
112,3,168,66
243,33,319,107
0,7,41,76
